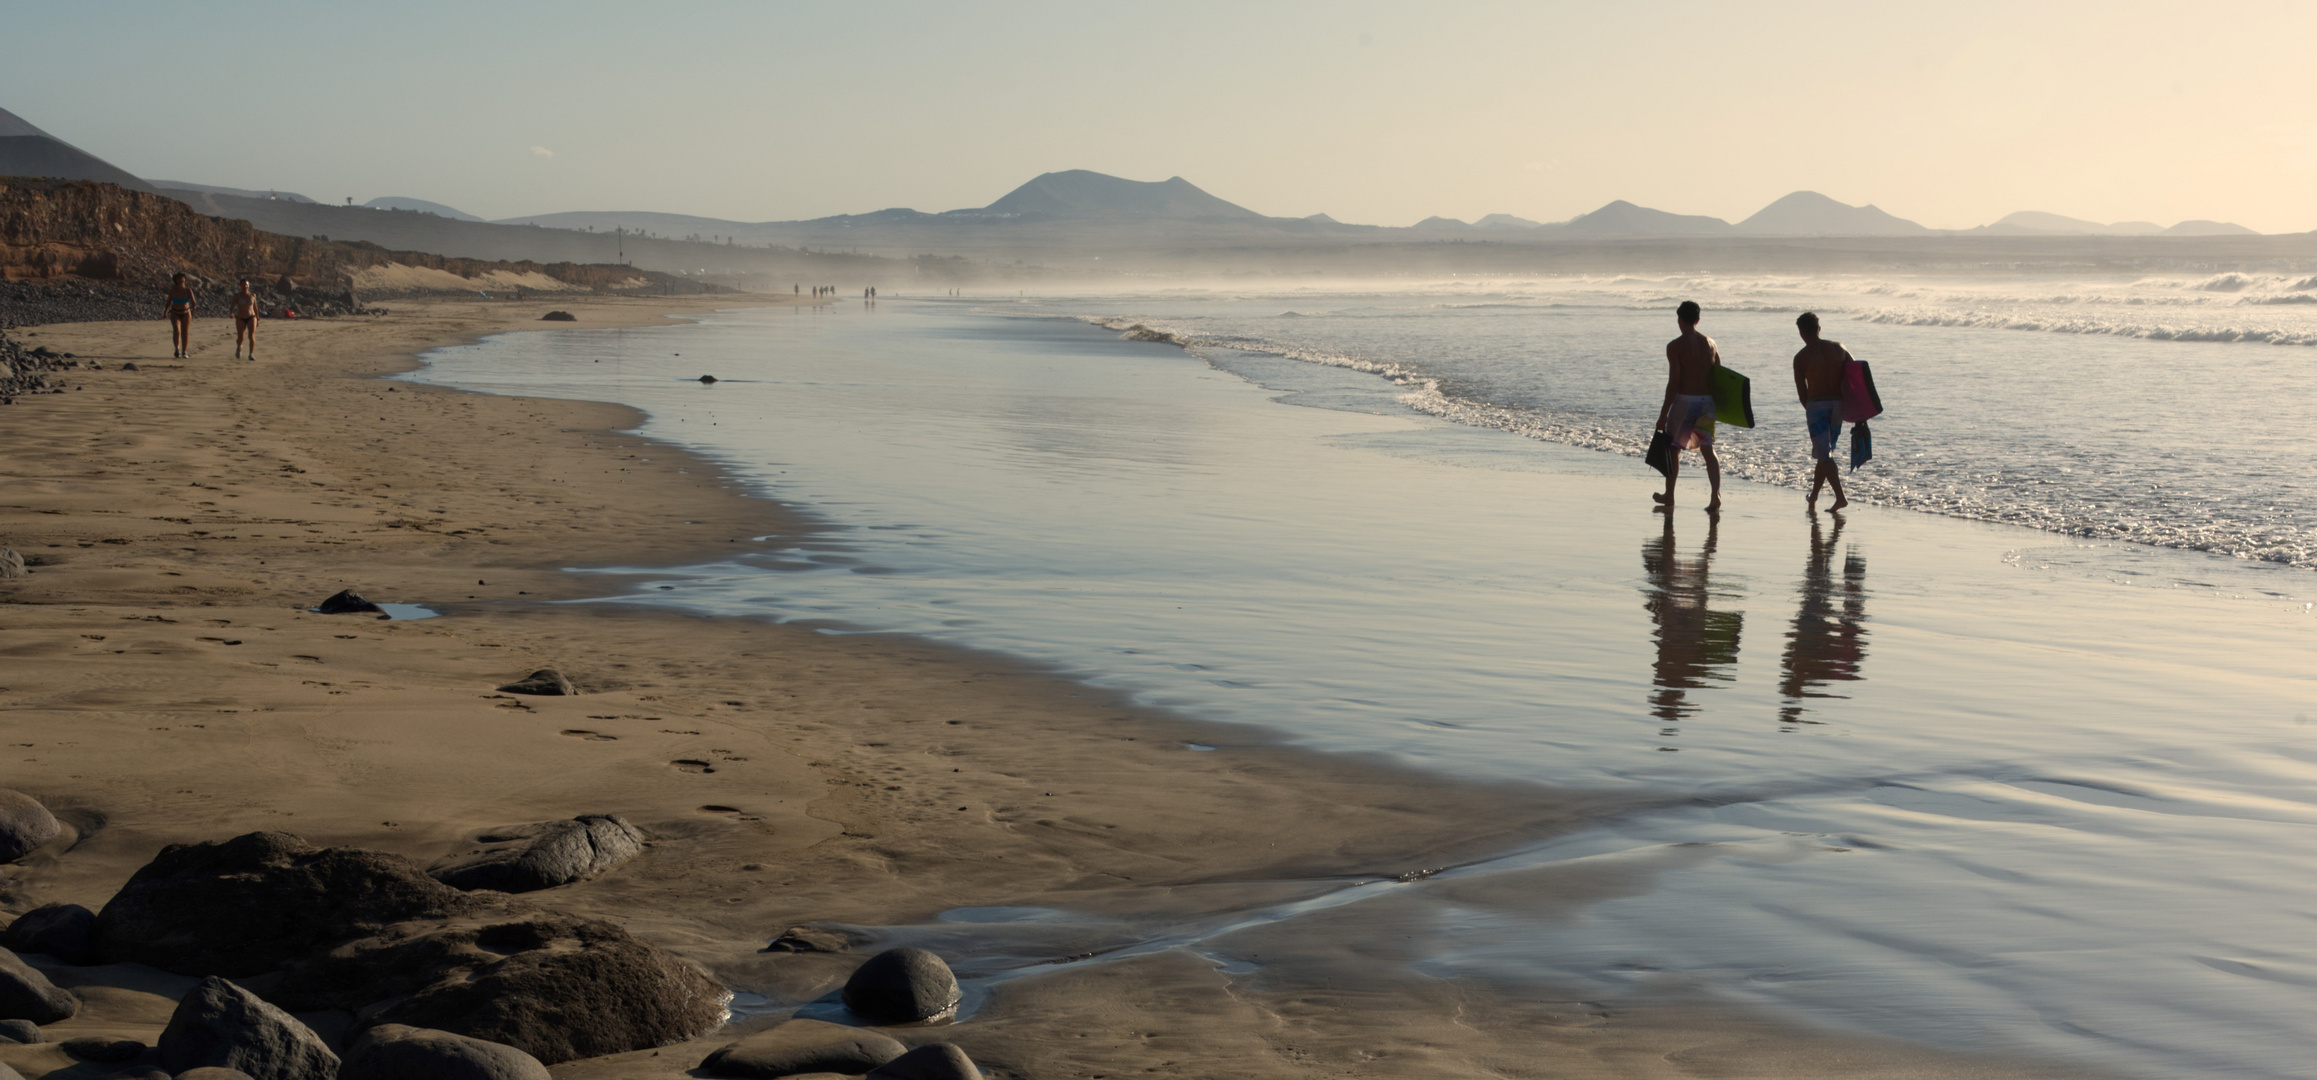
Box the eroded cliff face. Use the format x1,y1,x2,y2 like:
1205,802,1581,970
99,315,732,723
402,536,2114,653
0,178,682,297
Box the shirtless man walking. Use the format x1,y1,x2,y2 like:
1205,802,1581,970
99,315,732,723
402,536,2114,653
231,279,260,360
1792,311,1850,510
1655,300,1723,513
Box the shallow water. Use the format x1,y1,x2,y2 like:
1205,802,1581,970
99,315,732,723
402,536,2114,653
412,297,2317,1078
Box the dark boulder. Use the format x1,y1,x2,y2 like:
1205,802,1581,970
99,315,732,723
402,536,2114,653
3,902,98,964
272,911,725,1066
867,1043,983,1080
0,945,77,1023
94,831,473,976
539,311,576,322
842,948,961,1024
494,669,573,696
427,815,644,893
0,789,60,861
60,1035,145,1062
0,1017,38,1042
762,924,865,954
156,977,338,1080
313,590,382,615
699,1018,906,1078
339,1023,549,1080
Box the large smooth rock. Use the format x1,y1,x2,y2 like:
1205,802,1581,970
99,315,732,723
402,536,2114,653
313,589,381,614
842,948,960,1024
2,902,97,964
700,1018,907,1078
0,790,60,862
426,815,644,893
0,1017,38,1042
0,1064,22,1080
495,669,573,696
95,831,474,976
272,911,725,1065
60,1035,144,1061
867,1043,983,1080
0,946,77,1023
339,1023,549,1080
156,976,338,1080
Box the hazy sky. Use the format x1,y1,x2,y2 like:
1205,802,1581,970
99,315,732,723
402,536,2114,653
7,1,2311,231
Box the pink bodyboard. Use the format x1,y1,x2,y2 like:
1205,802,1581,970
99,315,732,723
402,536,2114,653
1840,361,1884,424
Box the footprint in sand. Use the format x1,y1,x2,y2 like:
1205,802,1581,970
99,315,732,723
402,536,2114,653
670,759,717,774
560,729,618,742
698,804,764,821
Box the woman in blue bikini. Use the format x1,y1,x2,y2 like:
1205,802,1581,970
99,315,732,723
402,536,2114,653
164,273,195,358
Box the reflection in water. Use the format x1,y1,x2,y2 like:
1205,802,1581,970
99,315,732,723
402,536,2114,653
1640,515,1744,736
1777,513,1869,727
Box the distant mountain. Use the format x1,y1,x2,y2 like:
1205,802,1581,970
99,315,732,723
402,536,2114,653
2165,219,2258,237
974,170,1265,220
366,196,482,221
152,181,316,203
1302,212,1340,224
1411,216,1473,232
1563,200,1731,236
1475,213,1546,230
0,105,156,193
1737,191,1927,236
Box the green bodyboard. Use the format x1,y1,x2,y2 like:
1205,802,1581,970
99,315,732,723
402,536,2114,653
1710,365,1755,428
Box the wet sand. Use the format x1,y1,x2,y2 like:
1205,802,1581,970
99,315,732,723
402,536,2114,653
0,298,2105,1077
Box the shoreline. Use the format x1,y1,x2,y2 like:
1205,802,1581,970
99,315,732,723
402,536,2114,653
0,296,2109,1078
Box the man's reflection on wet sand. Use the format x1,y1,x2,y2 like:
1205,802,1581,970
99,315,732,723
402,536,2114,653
1640,514,1743,742
1778,512,1869,727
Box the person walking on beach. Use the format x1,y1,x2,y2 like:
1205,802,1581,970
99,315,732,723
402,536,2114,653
1792,311,1850,510
1655,300,1723,513
164,273,195,358
231,279,259,360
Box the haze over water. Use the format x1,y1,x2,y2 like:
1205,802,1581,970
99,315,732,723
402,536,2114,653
413,289,2317,1077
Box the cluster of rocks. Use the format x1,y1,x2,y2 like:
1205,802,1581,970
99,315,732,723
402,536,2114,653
0,800,725,1076
701,946,981,1080
0,278,367,331
0,329,69,404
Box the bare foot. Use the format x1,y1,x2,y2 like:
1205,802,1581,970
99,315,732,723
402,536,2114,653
1705,497,1722,514
1830,495,1849,510
1651,491,1670,504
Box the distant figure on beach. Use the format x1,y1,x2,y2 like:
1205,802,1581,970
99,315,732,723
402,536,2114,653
231,279,259,360
164,273,195,358
1792,312,1851,510
1655,300,1723,512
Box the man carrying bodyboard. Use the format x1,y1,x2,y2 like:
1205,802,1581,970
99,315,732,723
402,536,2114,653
1792,311,1850,511
1655,300,1724,514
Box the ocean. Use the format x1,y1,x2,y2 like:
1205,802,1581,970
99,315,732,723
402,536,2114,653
409,280,2317,1078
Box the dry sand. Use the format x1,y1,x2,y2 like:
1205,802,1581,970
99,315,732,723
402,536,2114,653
0,298,2107,1078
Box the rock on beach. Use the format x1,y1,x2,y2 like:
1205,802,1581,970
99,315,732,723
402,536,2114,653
0,789,60,862
842,948,962,1024
313,589,382,614
700,1018,907,1078
338,1023,550,1080
0,1018,39,1043
867,1043,984,1080
426,814,644,893
157,976,339,1080
2,902,98,964
495,669,574,695
0,946,77,1023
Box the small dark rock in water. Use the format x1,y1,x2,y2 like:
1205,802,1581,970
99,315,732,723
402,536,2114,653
867,1043,983,1080
539,311,577,322
60,1035,145,1062
94,831,470,977
842,947,962,1024
122,362,139,371
495,669,574,696
339,1023,550,1080
698,375,717,384
762,924,864,954
0,1017,40,1042
314,589,383,615
427,815,643,893
1,901,97,964
700,1018,906,1078
0,945,78,1023
0,788,59,861
158,976,339,1080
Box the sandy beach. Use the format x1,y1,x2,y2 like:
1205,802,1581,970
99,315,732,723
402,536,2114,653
0,298,2114,1078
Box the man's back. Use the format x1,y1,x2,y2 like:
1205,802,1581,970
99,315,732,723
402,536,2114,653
1666,330,1718,395
1794,339,1850,402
